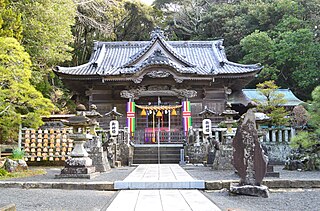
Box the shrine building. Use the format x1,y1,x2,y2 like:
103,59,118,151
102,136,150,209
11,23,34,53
54,29,262,145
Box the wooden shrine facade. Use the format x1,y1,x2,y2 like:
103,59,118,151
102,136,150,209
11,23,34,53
54,28,262,144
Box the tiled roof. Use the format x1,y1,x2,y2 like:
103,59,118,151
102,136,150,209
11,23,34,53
55,30,262,78
229,89,304,106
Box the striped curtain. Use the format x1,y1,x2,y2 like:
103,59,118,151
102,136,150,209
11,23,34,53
126,102,136,134
182,101,192,134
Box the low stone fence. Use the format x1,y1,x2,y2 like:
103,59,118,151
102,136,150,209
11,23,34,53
260,127,296,164
187,127,295,164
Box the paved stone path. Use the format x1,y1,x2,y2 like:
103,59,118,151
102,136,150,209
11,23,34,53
115,164,204,189
108,164,221,211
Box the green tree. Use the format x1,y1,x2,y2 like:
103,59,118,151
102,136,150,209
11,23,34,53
290,86,320,170
308,86,320,135
10,0,76,98
159,0,319,100
254,80,288,126
0,0,22,41
72,0,115,66
72,0,163,65
0,37,54,143
113,1,163,41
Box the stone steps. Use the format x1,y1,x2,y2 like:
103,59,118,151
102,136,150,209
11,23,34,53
133,145,183,164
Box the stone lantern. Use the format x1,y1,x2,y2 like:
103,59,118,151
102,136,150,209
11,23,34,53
255,112,270,140
221,103,238,134
56,104,98,178
105,107,123,120
85,104,103,136
198,106,216,119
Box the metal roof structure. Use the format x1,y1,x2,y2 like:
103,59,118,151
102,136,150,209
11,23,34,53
228,89,304,106
54,29,262,80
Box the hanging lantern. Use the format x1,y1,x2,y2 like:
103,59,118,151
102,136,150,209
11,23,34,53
140,109,147,116
171,108,177,116
156,110,162,117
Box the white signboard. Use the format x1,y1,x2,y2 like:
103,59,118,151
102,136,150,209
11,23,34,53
110,120,119,136
202,119,212,135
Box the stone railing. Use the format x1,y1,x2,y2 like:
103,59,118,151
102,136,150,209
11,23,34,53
200,127,296,144
212,127,296,164
260,127,296,143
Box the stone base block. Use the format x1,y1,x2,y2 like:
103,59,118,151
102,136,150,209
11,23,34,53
60,166,96,175
65,157,93,167
265,172,280,177
265,165,280,178
55,171,100,179
56,156,98,179
230,183,269,198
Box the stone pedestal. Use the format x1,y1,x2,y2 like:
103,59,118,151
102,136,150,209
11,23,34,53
212,135,234,170
57,157,97,179
265,164,280,177
56,134,98,179
212,144,234,170
85,137,110,172
230,183,269,198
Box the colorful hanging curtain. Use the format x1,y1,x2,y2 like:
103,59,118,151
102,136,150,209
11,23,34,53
182,101,192,133
127,102,136,134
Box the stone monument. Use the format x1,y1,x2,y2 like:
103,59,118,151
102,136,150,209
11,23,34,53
212,103,238,170
56,105,98,179
230,109,269,197
84,104,111,172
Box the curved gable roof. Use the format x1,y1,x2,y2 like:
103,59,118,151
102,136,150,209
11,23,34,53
55,29,262,78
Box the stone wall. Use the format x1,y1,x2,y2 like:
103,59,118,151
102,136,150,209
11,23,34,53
262,142,292,164
186,143,208,164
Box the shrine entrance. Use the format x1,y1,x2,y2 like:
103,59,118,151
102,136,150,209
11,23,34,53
120,86,196,146
134,96,185,144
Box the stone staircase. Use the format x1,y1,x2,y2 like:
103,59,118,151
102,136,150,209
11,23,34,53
133,145,183,164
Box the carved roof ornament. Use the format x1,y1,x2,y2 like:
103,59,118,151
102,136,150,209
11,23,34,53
172,88,197,98
120,86,146,99
133,77,143,84
174,78,183,83
147,49,169,63
150,27,165,39
120,87,197,99
147,70,171,78
147,85,169,91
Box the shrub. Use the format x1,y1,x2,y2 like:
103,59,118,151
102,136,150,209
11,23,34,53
0,168,8,176
11,148,25,160
290,131,319,150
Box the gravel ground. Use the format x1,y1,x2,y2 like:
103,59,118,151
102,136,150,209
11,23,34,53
204,188,320,211
4,165,319,183
2,164,320,211
4,166,136,182
183,165,320,181
1,188,319,211
0,188,116,211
